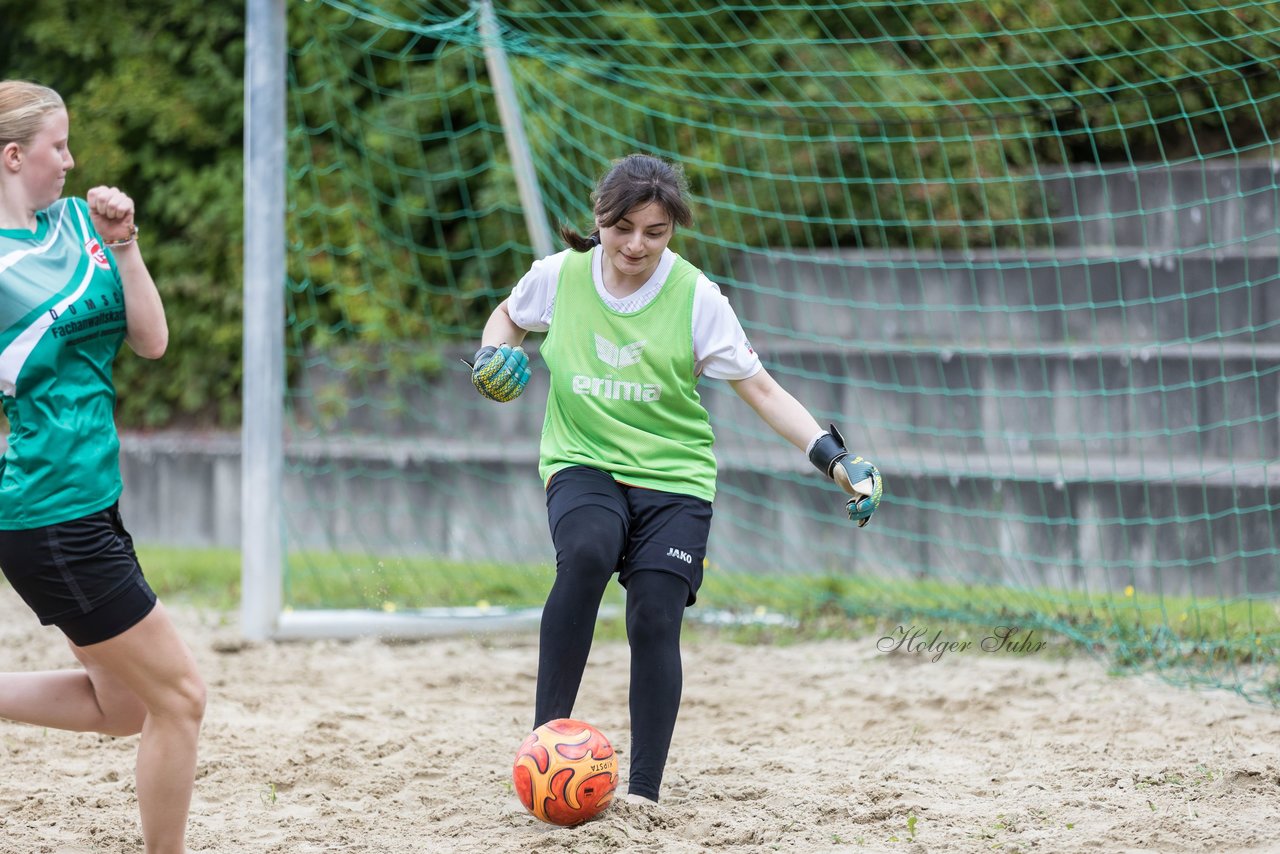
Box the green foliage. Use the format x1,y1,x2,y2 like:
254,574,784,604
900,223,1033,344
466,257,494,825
426,0,1280,272
0,0,246,427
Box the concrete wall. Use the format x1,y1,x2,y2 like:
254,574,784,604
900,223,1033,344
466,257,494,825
119,426,1278,599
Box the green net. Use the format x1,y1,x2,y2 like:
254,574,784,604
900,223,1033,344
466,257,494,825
282,0,1280,702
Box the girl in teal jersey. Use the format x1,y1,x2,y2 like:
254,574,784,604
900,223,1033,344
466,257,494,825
471,154,882,806
0,81,205,854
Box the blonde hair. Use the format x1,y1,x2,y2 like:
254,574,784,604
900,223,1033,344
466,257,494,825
0,81,64,147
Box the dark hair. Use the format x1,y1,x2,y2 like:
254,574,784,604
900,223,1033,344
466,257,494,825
559,153,693,252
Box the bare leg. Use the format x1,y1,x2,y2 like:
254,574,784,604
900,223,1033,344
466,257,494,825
77,603,206,854
1,603,205,854
0,647,147,736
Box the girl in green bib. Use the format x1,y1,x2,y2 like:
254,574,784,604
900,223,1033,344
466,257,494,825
471,153,881,805
0,80,205,853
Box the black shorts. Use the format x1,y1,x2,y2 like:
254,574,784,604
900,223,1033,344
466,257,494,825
0,502,157,646
545,466,713,606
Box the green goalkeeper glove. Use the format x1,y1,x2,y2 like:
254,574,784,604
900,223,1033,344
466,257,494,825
808,424,883,528
466,344,531,402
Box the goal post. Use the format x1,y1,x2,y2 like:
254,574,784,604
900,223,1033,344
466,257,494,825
241,0,286,643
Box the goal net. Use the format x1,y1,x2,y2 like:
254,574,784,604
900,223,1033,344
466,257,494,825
259,0,1280,702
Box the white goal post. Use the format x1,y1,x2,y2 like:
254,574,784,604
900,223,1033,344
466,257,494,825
241,0,285,642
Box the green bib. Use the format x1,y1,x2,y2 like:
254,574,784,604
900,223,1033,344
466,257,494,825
0,198,128,528
539,249,717,501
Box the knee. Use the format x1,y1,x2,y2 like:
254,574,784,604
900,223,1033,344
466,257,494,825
557,537,619,578
154,670,207,729
626,579,686,647
179,673,208,725
626,605,679,648
554,507,624,578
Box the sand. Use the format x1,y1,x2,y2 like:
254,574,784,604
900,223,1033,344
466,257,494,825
1,586,1278,854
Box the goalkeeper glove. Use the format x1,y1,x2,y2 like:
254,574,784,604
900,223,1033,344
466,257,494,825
808,423,883,528
466,344,531,402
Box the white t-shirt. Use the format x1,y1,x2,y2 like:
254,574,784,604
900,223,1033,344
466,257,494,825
504,247,762,381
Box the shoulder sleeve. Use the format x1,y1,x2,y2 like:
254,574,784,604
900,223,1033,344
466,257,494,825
692,274,762,381
505,250,568,333
65,198,92,238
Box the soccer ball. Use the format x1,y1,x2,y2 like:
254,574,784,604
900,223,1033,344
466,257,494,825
512,718,618,826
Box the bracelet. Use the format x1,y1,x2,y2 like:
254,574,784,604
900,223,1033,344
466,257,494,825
104,224,139,248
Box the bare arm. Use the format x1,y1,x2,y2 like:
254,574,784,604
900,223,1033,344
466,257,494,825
114,243,167,359
87,186,167,359
730,367,861,495
729,367,825,452
480,299,528,349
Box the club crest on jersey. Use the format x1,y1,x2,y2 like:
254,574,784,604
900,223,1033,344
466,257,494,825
85,237,110,270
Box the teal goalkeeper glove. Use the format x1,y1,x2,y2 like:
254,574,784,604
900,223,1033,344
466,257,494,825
808,424,883,528
466,344,531,402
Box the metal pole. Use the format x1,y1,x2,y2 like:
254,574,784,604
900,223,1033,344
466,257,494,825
241,0,286,641
477,0,555,258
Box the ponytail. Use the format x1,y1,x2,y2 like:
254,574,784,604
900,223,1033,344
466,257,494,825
558,224,600,253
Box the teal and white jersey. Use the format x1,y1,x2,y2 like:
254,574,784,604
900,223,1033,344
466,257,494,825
0,198,128,529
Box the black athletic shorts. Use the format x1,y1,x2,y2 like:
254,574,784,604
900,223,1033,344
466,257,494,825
0,502,157,646
545,465,713,606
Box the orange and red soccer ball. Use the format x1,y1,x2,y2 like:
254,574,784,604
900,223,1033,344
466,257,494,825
512,718,618,826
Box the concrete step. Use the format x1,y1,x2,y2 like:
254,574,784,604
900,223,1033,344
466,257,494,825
1037,159,1280,249
296,342,1280,462
726,246,1280,349
714,462,1279,600
294,345,549,442
123,432,1279,489
717,343,1280,462
117,432,1278,600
